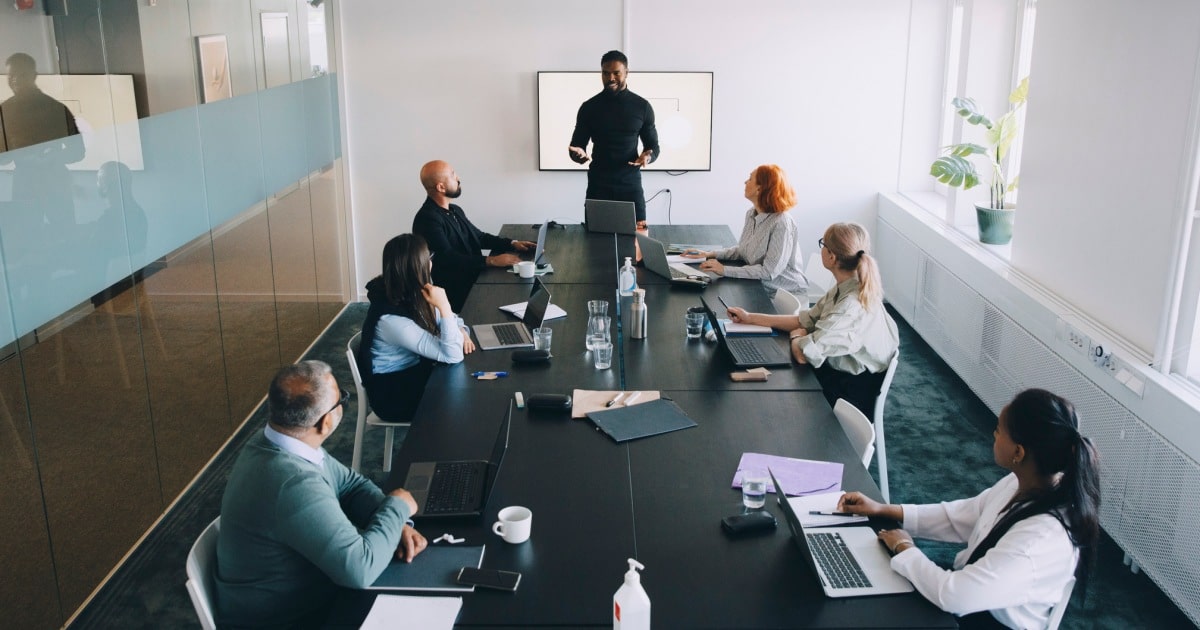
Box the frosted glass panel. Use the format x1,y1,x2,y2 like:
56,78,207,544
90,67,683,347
197,92,266,227
259,80,308,194
134,107,209,269
304,73,339,170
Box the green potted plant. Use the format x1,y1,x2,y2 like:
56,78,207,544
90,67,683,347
930,77,1028,245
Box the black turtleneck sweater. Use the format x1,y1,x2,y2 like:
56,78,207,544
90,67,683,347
569,88,660,183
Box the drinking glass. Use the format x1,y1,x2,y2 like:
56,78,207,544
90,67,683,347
685,311,706,340
532,327,552,351
593,341,613,369
586,315,610,350
741,469,768,509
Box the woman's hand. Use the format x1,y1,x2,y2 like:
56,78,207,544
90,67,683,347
699,259,725,275
422,283,452,315
727,306,752,325
461,329,476,355
877,529,915,555
836,491,886,517
680,249,710,259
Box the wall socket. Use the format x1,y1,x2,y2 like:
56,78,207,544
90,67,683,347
1057,317,1144,397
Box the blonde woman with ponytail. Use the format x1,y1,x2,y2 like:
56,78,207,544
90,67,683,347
726,222,899,417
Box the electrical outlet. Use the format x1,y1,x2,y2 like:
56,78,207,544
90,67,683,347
1061,321,1090,356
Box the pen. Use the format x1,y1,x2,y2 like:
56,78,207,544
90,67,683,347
808,510,856,517
718,295,731,310
605,392,625,407
471,371,508,378
622,392,641,406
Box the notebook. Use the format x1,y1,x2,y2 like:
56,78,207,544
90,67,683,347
770,469,913,598
584,199,638,235
403,403,511,518
366,544,486,592
636,234,717,283
473,278,551,350
586,398,697,443
699,296,791,368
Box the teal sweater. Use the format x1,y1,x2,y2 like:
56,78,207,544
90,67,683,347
215,433,411,628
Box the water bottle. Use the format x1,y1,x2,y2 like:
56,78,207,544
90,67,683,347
619,257,637,297
630,289,647,340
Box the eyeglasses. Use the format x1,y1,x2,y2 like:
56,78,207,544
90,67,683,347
818,237,825,250
323,386,350,417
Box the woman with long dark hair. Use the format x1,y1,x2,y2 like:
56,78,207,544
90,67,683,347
726,222,897,417
357,234,474,421
837,389,1101,629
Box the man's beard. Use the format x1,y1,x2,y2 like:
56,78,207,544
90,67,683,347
446,185,463,199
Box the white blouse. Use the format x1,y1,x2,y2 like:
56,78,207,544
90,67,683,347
711,208,807,297
893,473,1079,629
795,277,898,373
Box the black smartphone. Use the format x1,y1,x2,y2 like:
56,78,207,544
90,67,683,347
456,567,521,591
721,511,777,537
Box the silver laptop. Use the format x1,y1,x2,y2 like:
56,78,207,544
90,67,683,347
637,234,718,281
404,402,512,518
584,199,637,235
528,220,550,266
770,469,914,598
473,278,552,350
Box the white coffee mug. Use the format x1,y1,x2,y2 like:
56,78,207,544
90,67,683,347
492,506,532,544
516,261,536,278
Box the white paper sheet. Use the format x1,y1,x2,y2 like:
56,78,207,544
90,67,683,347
499,301,567,320
785,491,869,527
361,594,462,630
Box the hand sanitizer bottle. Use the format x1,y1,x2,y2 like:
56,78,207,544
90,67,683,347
613,558,650,630
619,257,637,297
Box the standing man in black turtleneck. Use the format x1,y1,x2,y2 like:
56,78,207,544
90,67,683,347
412,159,535,311
568,50,660,230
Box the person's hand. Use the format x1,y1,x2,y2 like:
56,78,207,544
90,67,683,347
680,249,710,259
389,488,419,516
422,283,452,314
487,253,521,267
699,259,725,276
877,529,915,556
462,331,476,355
727,306,751,324
568,146,590,164
396,525,428,563
628,150,653,167
636,220,649,233
836,491,885,517
511,240,536,252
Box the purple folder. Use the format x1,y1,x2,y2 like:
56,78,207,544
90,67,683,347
731,452,844,497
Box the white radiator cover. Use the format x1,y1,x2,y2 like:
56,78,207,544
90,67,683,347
877,193,1200,625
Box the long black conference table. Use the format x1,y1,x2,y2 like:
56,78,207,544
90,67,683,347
328,225,955,628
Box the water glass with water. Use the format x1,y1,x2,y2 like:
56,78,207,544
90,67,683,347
532,327,552,351
685,310,706,340
593,341,613,369
586,315,610,350
741,469,768,509
588,299,609,318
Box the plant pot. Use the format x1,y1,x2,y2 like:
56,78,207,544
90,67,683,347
975,204,1015,245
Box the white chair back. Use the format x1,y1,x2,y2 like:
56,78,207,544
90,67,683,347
347,332,408,473
772,289,804,315
1045,576,1076,630
874,351,899,503
833,399,875,468
185,517,220,630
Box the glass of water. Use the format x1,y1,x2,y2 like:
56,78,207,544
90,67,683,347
532,327,552,351
593,341,614,369
685,310,706,340
741,469,768,509
586,315,610,350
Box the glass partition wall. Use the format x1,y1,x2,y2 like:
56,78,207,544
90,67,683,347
0,1,349,627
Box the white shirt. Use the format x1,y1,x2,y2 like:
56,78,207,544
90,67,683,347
796,277,898,373
893,473,1078,629
711,208,807,297
263,424,325,466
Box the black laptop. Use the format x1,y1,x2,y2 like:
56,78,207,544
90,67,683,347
700,296,792,368
403,402,512,518
584,199,638,235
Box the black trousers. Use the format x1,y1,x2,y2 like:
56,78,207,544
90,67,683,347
812,362,887,420
364,360,435,422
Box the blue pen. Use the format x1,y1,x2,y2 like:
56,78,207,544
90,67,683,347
471,371,508,378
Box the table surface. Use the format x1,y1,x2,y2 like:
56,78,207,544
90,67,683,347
331,225,955,628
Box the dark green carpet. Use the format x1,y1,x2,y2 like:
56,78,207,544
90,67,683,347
67,303,1196,629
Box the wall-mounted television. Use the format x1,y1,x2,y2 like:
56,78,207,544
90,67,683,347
537,71,713,172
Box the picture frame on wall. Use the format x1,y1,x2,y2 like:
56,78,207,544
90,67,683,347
196,34,233,103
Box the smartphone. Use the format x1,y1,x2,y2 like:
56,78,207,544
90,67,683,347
456,567,521,591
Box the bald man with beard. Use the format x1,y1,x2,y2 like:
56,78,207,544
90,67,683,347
411,160,535,310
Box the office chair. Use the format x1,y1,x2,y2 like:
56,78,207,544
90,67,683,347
347,332,411,472
833,398,876,469
771,289,805,315
874,351,900,503
1045,577,1076,630
185,517,220,630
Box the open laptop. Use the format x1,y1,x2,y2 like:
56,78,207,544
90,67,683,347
473,277,552,350
584,199,638,235
770,469,914,598
637,233,718,283
404,402,512,518
699,296,791,368
524,220,551,267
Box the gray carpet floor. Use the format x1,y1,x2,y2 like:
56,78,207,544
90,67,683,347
67,303,1197,629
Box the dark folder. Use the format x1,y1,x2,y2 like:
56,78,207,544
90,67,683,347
586,399,697,443
366,544,485,592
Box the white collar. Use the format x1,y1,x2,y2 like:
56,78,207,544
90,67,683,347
264,424,326,466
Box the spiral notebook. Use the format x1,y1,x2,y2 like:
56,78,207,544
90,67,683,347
586,398,697,443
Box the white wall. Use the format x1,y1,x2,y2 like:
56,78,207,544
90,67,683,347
339,0,930,291
1014,0,1200,355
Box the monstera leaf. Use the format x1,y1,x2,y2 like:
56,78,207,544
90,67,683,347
949,143,989,158
930,155,981,189
951,96,993,128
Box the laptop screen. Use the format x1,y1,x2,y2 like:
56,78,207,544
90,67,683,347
534,221,548,264
522,278,552,329
481,402,513,505
698,296,726,344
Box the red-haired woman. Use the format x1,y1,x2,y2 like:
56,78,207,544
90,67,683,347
681,164,807,300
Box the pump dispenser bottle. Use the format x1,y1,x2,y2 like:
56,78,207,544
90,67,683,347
613,558,650,630
619,257,637,297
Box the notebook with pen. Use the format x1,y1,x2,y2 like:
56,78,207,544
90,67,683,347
586,398,697,443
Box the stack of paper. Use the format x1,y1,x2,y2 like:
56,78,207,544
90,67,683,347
499,301,567,320
361,595,461,630
785,491,868,528
732,452,844,497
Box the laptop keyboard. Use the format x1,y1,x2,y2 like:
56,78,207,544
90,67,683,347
808,532,873,589
492,323,527,346
728,337,771,364
425,462,482,514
